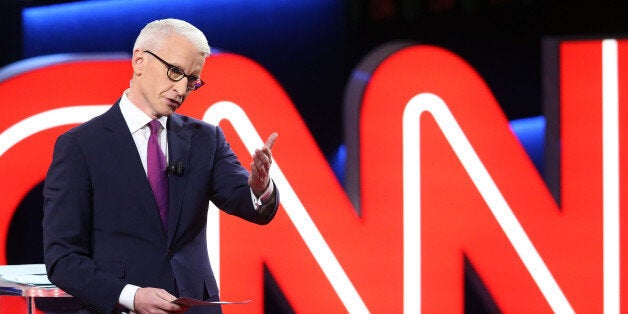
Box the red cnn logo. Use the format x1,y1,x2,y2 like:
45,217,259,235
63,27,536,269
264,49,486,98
0,39,626,313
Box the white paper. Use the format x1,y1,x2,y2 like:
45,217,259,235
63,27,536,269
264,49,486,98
1,274,53,286
0,264,53,286
172,297,252,307
0,264,46,277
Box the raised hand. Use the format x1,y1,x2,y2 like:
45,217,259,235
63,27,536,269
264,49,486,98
248,132,278,195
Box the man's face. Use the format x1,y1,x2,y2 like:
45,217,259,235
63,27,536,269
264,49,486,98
129,35,206,119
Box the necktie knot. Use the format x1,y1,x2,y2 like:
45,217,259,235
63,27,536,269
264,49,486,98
149,120,161,135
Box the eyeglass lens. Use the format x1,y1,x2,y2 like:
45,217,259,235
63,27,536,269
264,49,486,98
145,50,203,91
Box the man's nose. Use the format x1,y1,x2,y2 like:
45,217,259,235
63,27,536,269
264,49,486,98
173,78,190,95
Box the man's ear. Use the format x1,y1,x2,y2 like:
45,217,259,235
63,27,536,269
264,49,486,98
131,49,145,75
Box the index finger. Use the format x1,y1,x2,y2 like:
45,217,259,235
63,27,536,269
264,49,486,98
154,290,176,302
265,132,278,150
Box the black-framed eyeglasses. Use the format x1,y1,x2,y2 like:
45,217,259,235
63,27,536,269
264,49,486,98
144,50,205,91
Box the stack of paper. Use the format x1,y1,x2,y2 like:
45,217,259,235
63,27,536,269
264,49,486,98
0,264,54,287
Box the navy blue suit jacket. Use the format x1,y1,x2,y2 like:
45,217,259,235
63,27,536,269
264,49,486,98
42,101,278,313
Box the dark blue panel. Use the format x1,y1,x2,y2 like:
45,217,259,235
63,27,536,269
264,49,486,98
23,0,344,65
23,0,348,160
509,115,545,174
329,144,347,187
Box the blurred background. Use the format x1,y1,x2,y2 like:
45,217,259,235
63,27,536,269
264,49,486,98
2,0,627,158
1,0,627,312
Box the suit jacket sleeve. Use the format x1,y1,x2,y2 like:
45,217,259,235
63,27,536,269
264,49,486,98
206,125,278,224
43,133,125,312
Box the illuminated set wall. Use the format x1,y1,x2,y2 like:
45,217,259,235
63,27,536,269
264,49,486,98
0,0,626,313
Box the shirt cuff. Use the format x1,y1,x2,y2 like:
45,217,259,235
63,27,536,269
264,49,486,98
119,284,140,311
251,181,275,210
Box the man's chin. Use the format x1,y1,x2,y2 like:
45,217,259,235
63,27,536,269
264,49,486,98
161,105,177,116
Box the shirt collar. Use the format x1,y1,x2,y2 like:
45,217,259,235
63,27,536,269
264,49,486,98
119,89,168,133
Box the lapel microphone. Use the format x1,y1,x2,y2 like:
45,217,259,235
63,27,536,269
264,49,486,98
165,162,184,176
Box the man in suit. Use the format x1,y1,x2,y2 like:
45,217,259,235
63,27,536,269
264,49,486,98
42,18,279,313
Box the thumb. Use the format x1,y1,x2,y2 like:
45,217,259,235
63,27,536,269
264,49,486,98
265,132,278,150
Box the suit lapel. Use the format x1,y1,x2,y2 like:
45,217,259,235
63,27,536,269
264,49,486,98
102,102,167,239
166,114,192,245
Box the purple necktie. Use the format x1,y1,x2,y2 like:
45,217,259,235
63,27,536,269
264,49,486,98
147,120,169,231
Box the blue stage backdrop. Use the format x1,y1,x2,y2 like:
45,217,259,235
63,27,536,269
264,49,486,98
23,0,343,64
23,0,348,156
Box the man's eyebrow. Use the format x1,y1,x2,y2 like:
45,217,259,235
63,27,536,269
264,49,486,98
171,65,202,81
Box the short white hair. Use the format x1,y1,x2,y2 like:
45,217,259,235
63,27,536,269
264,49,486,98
133,18,211,56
